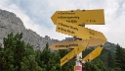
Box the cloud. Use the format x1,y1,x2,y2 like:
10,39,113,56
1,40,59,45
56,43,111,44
0,0,69,40
0,0,125,47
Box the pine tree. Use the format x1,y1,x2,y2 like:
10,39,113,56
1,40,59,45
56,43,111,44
35,42,61,71
115,44,125,71
83,59,107,71
0,33,15,71
20,43,43,71
107,51,115,69
0,33,43,71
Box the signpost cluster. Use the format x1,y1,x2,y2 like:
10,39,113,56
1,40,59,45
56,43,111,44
50,9,107,71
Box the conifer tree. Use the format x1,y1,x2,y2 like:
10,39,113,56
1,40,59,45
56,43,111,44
107,51,115,69
115,44,125,71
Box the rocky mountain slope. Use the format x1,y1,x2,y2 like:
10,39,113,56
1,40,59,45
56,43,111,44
0,9,58,50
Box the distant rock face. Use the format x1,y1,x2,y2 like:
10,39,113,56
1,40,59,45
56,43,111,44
0,9,58,50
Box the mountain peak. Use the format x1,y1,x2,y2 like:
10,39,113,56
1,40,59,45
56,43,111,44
0,9,58,50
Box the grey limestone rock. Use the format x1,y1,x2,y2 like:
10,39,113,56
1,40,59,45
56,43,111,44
0,9,58,50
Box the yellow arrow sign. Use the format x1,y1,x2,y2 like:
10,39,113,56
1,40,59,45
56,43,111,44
56,20,107,41
51,9,105,25
49,38,106,50
50,40,79,50
60,39,106,66
73,46,103,71
82,46,103,61
60,45,88,66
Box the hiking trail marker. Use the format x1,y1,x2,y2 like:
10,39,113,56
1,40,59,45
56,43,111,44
50,9,107,71
51,9,105,25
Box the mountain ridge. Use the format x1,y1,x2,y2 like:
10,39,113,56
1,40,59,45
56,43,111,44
0,9,58,50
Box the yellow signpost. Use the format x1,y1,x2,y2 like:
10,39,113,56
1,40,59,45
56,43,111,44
56,20,107,41
60,45,87,66
82,46,103,61
60,39,106,66
50,38,106,50
49,40,79,50
50,9,107,71
51,9,105,25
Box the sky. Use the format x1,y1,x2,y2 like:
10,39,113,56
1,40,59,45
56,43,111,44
0,0,125,47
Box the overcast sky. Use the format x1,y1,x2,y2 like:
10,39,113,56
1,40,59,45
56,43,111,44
0,0,125,47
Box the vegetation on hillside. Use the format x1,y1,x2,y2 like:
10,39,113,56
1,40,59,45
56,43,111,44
0,33,125,71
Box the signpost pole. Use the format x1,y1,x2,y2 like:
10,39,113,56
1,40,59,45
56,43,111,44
75,24,86,71
76,52,82,71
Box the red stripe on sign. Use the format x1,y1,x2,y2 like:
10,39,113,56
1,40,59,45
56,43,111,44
76,66,82,71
